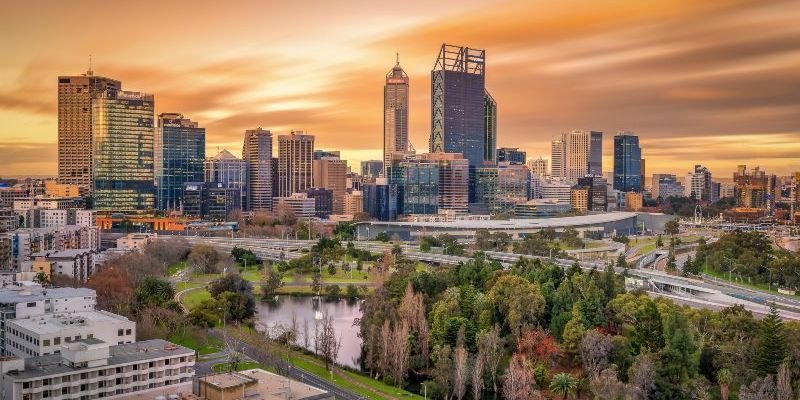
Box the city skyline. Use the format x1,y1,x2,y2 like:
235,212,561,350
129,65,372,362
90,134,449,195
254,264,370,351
1,0,799,177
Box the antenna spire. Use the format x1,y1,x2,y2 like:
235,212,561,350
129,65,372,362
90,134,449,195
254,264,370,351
395,52,400,67
87,54,93,76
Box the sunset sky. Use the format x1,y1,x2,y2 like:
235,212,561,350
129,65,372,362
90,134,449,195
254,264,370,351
0,0,798,178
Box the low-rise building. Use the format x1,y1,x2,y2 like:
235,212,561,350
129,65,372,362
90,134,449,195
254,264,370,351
116,233,157,252
1,339,195,400
30,249,97,282
274,193,316,219
514,200,572,218
6,310,135,358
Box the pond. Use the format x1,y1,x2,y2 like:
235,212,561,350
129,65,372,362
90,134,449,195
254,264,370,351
255,295,364,369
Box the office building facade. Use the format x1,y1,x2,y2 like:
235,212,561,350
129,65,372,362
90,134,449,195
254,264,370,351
363,178,398,221
687,165,713,201
384,57,409,175
577,175,609,211
278,132,314,197
361,160,384,179
733,165,777,212
305,188,333,218
57,72,121,191
484,90,497,163
475,163,530,214
613,132,642,192
313,156,348,214
92,90,155,213
204,149,247,211
155,113,205,211
551,130,602,182
242,128,273,211
497,147,525,165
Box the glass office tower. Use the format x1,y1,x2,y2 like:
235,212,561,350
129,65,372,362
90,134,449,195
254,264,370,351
613,132,642,192
155,113,205,211
204,149,247,211
430,44,486,168
484,90,497,163
92,90,155,213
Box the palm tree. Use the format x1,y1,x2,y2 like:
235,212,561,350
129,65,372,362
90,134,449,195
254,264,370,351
716,368,733,400
549,372,577,399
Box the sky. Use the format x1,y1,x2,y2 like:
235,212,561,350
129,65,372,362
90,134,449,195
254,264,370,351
0,0,798,178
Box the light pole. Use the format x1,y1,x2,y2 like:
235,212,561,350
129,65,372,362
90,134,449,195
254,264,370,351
218,307,226,329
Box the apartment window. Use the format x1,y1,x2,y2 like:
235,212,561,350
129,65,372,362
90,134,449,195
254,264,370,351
53,337,60,345
26,302,35,307
43,339,50,346
117,329,123,336
125,329,131,335
22,382,30,389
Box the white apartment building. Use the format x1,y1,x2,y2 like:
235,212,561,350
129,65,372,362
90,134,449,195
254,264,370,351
30,249,97,282
0,287,96,355
6,310,135,358
541,179,573,203
1,338,195,400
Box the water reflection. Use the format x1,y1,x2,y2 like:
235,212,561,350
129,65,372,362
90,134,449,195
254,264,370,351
256,295,363,369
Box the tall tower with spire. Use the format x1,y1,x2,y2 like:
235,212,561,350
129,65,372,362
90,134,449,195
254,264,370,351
383,54,409,176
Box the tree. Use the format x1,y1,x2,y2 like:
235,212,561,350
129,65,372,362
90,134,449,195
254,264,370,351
389,320,411,386
549,372,577,399
86,267,135,316
453,344,469,400
325,285,341,298
327,263,337,275
580,329,613,378
471,352,484,400
503,353,534,400
665,252,677,273
561,312,586,359
658,308,697,385
187,244,221,273
135,277,177,309
755,304,788,376
375,231,390,242
316,311,341,370
628,353,656,400
311,272,323,294
33,271,49,285
486,274,546,340
589,367,627,400
345,284,360,300
716,368,732,400
259,265,284,300
517,329,559,365
477,325,502,393
664,219,680,235
738,375,776,400
776,361,792,400
432,345,453,400
655,235,663,248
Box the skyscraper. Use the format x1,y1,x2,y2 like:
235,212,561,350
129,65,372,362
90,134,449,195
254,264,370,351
527,157,548,177
613,131,642,192
242,128,273,211
155,113,205,211
92,90,155,213
550,137,566,178
360,160,383,179
484,90,497,163
497,147,526,164
552,130,603,183
384,55,409,175
57,72,121,191
205,149,247,210
313,154,348,214
687,165,713,201
430,44,486,168
278,131,314,197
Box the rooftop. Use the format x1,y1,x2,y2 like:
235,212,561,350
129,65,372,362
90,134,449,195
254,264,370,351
0,287,95,304
357,212,638,229
8,310,131,334
6,339,193,380
32,248,96,258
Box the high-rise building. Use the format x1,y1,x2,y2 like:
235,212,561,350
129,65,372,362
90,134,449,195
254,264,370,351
361,160,384,179
577,175,609,211
313,155,348,214
484,90,497,163
497,147,526,165
154,113,205,211
242,128,273,211
182,182,239,221
384,56,409,175
306,187,333,218
343,190,364,216
278,132,314,197
363,177,398,221
527,157,549,177
652,174,684,199
550,137,566,178
390,153,469,215
589,131,603,176
274,192,316,218
92,90,155,213
687,165,713,201
625,191,643,211
475,162,530,214
57,72,121,191
541,178,573,203
430,44,486,168
314,150,340,160
204,149,247,210
613,132,642,192
733,165,777,213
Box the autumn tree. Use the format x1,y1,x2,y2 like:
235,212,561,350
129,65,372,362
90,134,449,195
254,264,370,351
776,361,792,400
503,353,534,400
580,329,613,378
187,244,221,273
453,344,469,400
516,329,559,366
316,311,341,370
432,345,453,399
628,353,656,400
86,266,135,316
589,367,627,400
477,325,503,393
471,352,484,400
389,320,411,386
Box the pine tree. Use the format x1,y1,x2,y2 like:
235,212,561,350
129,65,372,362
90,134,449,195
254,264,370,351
754,304,788,376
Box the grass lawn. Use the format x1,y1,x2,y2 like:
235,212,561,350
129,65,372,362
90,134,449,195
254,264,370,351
703,267,793,296
168,331,221,355
167,261,187,276
176,281,202,292
290,356,424,400
280,269,370,284
212,361,262,372
182,288,211,309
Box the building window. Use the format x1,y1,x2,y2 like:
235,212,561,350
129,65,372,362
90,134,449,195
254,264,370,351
125,329,131,335
43,339,50,346
54,337,60,345
117,329,123,336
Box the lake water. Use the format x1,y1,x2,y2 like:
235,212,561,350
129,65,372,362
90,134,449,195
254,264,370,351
256,295,363,369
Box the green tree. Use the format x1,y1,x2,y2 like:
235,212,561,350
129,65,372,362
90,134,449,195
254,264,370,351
658,308,697,384
135,277,177,309
486,275,546,340
655,235,663,248
549,372,577,399
375,231,390,242
664,219,680,235
259,265,284,300
716,368,733,400
754,304,788,376
311,272,323,294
